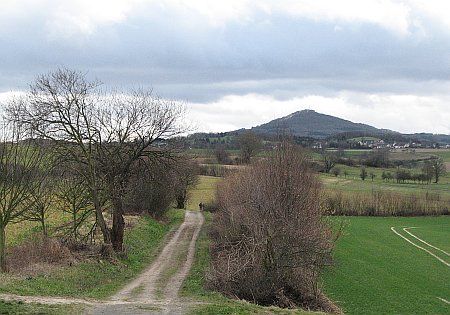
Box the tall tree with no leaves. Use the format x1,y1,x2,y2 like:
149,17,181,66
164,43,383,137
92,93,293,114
238,131,261,164
94,91,186,251
0,124,45,272
8,69,187,252
429,158,446,183
7,69,112,248
173,160,199,209
321,151,337,173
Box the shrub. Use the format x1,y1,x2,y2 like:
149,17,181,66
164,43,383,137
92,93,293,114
322,190,449,216
7,238,73,273
201,201,218,213
208,142,339,313
123,162,175,218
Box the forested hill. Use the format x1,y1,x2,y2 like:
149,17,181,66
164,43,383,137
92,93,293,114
186,110,450,147
250,109,391,138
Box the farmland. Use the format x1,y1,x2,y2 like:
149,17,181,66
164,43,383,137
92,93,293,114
323,216,450,314
184,173,450,314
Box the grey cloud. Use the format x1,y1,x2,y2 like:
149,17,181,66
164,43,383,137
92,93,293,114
1,2,450,104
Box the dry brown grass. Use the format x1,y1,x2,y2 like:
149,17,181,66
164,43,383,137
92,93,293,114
322,190,450,216
6,238,74,274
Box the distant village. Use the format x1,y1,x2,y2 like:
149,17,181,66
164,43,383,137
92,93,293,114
313,137,450,150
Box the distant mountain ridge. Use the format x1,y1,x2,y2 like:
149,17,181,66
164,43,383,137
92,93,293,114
187,109,450,146
250,109,394,138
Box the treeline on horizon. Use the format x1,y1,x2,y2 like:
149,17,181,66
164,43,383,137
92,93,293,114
184,129,450,150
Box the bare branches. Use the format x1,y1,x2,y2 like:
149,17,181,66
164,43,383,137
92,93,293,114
0,122,46,272
5,67,188,254
209,141,338,311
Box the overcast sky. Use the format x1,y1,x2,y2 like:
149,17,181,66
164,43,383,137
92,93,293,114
1,0,450,134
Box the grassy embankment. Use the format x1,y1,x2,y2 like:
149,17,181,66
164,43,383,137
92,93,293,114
0,208,184,299
0,300,78,315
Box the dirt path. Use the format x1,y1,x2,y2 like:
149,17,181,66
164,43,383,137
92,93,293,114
0,210,205,315
90,210,204,314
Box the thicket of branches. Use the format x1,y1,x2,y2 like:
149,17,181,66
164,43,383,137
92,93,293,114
208,142,339,313
0,125,47,272
323,190,449,216
0,68,198,271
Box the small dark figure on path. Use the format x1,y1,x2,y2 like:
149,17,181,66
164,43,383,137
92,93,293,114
199,202,203,211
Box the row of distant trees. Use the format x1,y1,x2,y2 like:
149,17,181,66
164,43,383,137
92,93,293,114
321,149,446,183
0,68,197,272
357,159,446,183
380,160,445,183
214,130,262,164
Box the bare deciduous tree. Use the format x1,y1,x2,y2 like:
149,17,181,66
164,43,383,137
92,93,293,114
94,91,186,251
8,68,187,253
22,178,54,237
428,158,446,183
321,151,336,173
214,145,231,164
360,167,368,181
0,125,45,272
56,173,94,242
7,69,111,247
209,141,339,312
238,131,261,164
173,160,199,209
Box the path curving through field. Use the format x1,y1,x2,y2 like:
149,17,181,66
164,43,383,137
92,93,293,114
0,210,205,315
89,210,204,314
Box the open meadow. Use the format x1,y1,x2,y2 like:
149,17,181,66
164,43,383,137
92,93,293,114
184,173,450,314
323,216,449,314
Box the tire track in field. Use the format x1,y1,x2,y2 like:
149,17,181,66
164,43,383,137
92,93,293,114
403,227,450,257
390,227,449,267
437,297,450,305
391,226,450,307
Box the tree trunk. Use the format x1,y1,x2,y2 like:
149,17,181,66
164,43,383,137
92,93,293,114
41,219,48,238
0,225,6,273
92,190,111,244
176,193,186,209
73,209,77,241
111,196,125,252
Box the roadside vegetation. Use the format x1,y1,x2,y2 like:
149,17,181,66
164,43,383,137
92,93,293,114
0,209,184,299
0,68,198,306
182,140,449,314
186,143,341,313
0,300,78,315
181,177,320,315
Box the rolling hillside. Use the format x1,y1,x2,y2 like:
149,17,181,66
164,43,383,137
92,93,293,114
250,109,391,138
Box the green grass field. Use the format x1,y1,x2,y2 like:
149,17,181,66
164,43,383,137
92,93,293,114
0,209,184,299
185,175,450,314
323,216,450,315
186,175,222,210
321,163,450,198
